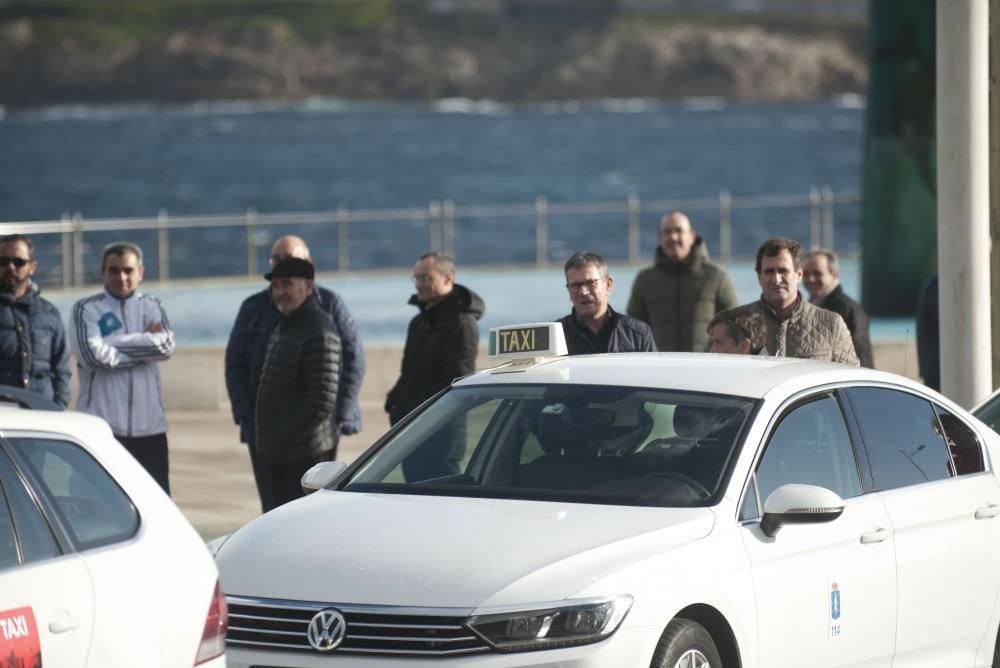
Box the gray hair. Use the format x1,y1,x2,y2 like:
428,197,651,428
563,251,608,277
101,242,144,270
419,251,455,276
806,248,839,274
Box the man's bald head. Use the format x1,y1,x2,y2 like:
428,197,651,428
658,211,696,263
270,235,311,264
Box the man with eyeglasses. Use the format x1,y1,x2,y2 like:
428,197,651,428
560,251,655,355
385,252,484,481
225,235,365,512
0,234,71,407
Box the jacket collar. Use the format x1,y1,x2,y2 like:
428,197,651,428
759,292,804,322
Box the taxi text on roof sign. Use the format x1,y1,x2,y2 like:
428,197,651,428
488,323,568,359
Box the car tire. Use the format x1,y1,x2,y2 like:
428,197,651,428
650,618,722,668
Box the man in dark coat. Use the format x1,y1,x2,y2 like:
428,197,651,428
627,212,738,352
560,251,656,355
803,249,875,368
225,235,364,512
0,234,71,407
255,257,341,511
386,252,484,481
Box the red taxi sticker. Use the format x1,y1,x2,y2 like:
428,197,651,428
0,606,42,667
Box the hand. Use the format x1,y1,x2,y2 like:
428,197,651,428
146,321,164,333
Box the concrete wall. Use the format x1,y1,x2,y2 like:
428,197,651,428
78,340,921,412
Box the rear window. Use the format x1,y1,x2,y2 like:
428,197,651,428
347,385,755,507
10,438,139,550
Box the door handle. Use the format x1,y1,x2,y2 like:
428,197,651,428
975,504,1000,520
860,528,890,544
48,613,79,634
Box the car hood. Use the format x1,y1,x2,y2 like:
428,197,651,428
217,490,714,608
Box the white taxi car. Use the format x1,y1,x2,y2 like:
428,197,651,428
0,389,226,667
215,323,1000,667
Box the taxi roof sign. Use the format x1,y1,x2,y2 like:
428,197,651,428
488,323,568,360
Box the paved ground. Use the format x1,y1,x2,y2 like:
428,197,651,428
168,401,390,540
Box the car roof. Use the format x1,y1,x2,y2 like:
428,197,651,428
0,407,114,442
460,352,918,399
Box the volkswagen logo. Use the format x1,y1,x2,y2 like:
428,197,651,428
306,608,347,652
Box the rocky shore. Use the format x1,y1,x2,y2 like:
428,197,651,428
0,13,866,108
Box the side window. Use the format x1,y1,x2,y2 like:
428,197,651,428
9,438,139,550
0,449,60,564
755,395,862,506
847,388,953,490
934,406,985,475
0,480,20,570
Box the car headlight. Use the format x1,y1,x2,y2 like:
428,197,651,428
467,595,633,653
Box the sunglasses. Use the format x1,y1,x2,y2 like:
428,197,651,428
0,257,29,268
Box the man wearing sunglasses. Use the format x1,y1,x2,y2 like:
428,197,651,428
0,234,71,407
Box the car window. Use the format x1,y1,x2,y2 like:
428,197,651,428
9,438,139,550
0,448,60,564
0,479,20,570
755,395,861,507
973,392,1000,435
934,406,985,475
349,385,755,507
847,388,953,490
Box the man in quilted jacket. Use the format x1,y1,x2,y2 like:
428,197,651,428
724,238,858,365
255,257,341,510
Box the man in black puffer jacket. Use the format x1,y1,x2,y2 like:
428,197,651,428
0,234,71,407
386,252,484,481
255,257,341,511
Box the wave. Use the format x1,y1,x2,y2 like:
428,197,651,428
431,98,510,115
831,93,866,109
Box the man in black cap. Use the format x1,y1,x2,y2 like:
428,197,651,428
254,257,341,511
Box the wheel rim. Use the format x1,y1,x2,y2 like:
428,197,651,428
673,649,710,668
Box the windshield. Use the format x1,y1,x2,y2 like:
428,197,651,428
347,384,755,507
974,393,1000,436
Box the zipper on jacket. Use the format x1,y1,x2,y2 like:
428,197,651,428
121,298,134,437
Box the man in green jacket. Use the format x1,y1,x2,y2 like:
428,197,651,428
627,211,739,352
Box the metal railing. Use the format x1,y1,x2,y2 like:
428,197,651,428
2,187,860,288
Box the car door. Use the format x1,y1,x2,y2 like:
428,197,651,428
0,446,94,667
6,435,142,666
846,388,1000,667
740,392,896,668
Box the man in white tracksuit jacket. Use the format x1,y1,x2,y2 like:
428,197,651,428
71,242,175,493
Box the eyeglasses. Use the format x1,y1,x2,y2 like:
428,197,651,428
0,257,29,268
566,278,603,293
411,274,436,285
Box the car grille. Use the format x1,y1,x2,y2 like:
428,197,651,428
226,595,492,656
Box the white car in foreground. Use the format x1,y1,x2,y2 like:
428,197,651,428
0,389,226,668
216,323,1000,667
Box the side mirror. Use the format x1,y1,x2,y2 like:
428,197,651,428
301,461,348,492
760,484,844,537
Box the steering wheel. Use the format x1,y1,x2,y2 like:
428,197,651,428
646,471,712,500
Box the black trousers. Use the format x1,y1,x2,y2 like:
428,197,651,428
247,431,339,514
254,443,337,514
117,433,170,495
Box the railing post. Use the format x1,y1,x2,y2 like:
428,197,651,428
157,209,170,282
535,196,548,268
809,187,822,250
60,213,72,289
428,200,442,252
245,207,257,278
442,199,456,260
72,212,84,287
822,185,835,250
627,193,641,264
719,189,732,261
337,205,350,272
